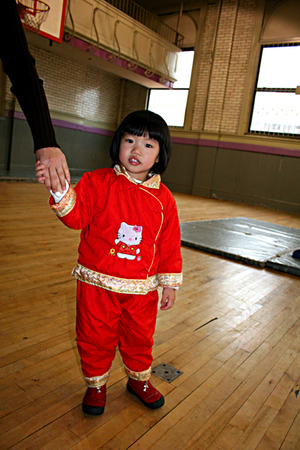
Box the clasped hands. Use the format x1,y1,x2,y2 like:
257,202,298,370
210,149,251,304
35,147,70,193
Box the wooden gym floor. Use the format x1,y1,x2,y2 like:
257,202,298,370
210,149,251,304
1,181,300,450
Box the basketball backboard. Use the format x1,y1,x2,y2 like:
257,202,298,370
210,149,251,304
17,0,68,43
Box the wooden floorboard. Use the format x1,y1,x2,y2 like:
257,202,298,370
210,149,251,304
1,181,300,450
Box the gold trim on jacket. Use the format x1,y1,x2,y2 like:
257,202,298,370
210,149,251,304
72,263,182,295
50,185,76,217
114,164,161,189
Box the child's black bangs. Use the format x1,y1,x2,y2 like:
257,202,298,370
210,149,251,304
123,113,164,142
124,123,148,137
124,124,162,142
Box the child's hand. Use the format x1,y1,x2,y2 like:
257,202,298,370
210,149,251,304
35,160,46,185
160,287,176,310
35,160,66,194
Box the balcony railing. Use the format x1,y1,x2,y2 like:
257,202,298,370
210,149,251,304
104,0,184,48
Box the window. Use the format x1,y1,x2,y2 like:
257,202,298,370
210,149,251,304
147,50,194,127
250,44,300,136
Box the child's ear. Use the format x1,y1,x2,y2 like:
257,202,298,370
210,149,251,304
156,155,160,163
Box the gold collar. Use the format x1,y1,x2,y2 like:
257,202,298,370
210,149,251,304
114,164,161,189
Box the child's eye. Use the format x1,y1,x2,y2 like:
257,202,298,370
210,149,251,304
126,139,133,143
145,143,153,148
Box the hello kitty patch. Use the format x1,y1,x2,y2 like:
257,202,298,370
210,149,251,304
113,222,142,261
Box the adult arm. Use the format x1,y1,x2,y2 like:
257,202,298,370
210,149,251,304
0,0,70,192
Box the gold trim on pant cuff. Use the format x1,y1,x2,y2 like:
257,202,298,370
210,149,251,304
124,365,152,381
85,370,110,387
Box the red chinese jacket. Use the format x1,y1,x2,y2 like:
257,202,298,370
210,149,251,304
49,165,182,295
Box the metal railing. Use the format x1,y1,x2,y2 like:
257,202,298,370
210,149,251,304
104,0,184,47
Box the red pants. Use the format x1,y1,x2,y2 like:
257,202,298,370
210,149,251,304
76,281,159,380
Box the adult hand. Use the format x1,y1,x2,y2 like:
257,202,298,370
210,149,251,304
35,147,70,193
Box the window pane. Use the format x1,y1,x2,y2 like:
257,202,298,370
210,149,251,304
147,50,194,127
173,51,194,88
257,46,300,89
250,92,300,135
148,90,189,126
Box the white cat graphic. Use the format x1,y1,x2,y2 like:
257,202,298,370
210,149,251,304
115,222,142,260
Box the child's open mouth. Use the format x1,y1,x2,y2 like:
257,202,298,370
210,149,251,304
129,158,140,165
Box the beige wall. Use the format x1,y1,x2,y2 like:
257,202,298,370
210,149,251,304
5,44,147,127
187,0,299,145
191,0,258,134
190,0,258,133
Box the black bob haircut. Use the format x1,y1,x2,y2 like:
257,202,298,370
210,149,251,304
110,110,172,174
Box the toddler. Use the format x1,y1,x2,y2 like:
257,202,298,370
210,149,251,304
36,110,182,415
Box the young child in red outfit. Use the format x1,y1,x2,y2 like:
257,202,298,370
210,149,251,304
36,110,182,415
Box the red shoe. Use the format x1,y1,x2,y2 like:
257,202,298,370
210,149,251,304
127,379,164,409
82,385,106,415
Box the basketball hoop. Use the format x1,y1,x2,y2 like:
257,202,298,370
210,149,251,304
17,0,50,32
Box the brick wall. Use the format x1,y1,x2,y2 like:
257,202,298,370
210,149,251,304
192,2,219,131
120,80,147,121
5,44,146,127
192,0,258,133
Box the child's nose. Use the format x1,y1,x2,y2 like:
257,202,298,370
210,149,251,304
132,142,142,153
132,147,141,154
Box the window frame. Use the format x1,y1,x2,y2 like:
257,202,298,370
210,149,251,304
249,43,300,138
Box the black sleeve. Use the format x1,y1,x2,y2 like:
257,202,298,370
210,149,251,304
0,0,59,151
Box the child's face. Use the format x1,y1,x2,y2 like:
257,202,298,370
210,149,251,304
119,132,160,181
